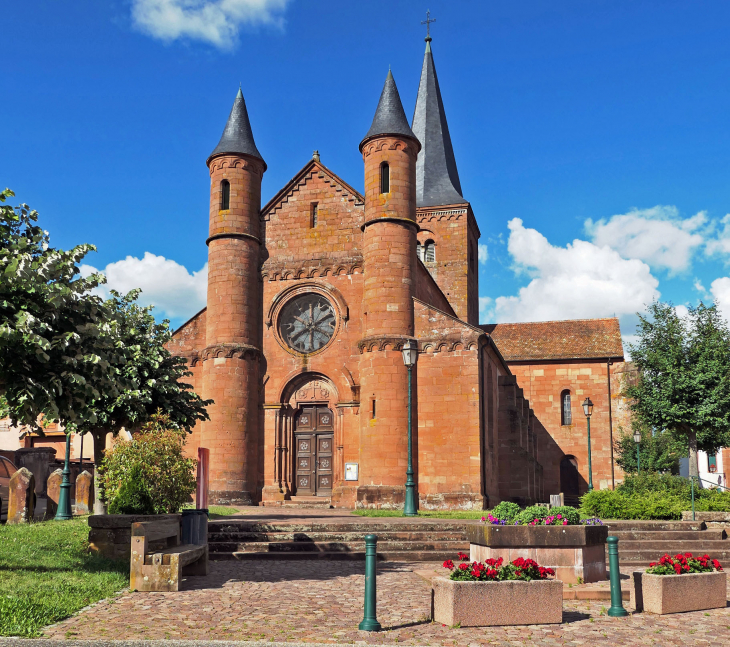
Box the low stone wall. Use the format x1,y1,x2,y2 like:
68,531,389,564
88,514,181,560
681,511,730,528
467,524,608,584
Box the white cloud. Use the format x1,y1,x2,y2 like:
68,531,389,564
585,206,707,274
479,296,492,318
82,252,207,320
494,218,660,323
478,243,488,264
705,214,730,259
710,277,730,322
131,0,289,48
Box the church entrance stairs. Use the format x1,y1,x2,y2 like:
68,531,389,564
208,518,471,562
605,520,730,566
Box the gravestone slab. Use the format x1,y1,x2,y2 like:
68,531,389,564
74,470,93,515
46,469,63,519
8,467,35,524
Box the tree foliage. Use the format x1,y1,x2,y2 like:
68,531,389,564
100,412,197,514
0,189,124,429
614,422,684,475
626,301,730,475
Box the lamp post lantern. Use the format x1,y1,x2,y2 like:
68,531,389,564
582,397,594,492
633,430,641,474
402,340,418,517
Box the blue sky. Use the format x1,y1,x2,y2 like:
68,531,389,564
4,1,730,346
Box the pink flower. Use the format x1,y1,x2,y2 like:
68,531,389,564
562,520,568,525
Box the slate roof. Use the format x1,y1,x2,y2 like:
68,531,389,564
412,40,466,208
481,318,624,362
208,88,266,167
360,70,419,150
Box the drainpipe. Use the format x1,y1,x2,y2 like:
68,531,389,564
607,358,615,490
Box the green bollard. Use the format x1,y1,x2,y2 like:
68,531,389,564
54,433,73,521
607,536,628,617
358,534,381,631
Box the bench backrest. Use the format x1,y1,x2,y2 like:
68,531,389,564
131,519,180,546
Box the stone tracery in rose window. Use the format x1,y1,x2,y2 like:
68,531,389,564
278,293,336,353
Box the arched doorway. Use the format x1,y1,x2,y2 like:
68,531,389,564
560,455,580,498
293,406,334,496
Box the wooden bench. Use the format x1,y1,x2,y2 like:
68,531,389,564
130,517,208,592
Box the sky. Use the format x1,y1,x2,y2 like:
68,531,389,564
3,0,730,350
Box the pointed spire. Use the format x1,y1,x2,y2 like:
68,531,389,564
360,70,420,151
208,88,266,168
411,40,465,207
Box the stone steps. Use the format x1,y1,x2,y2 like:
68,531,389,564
221,540,466,554
221,550,458,562
610,529,727,541
208,530,468,543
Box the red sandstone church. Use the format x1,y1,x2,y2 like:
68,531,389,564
170,38,630,509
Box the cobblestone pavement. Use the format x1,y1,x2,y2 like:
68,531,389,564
44,560,730,645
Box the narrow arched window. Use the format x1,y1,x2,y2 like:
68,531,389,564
561,390,572,426
310,202,318,228
380,162,390,194
220,180,230,210
416,242,423,261
425,240,436,262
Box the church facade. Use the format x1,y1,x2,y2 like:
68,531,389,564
170,39,628,509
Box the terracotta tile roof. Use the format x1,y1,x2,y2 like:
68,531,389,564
480,318,624,362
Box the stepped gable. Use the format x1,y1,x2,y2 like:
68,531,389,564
482,317,625,362
261,157,364,221
412,39,466,208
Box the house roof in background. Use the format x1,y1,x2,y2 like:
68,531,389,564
481,317,624,362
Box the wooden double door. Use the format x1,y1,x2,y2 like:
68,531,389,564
294,406,334,496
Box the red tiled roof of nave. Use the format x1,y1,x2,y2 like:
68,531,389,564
480,317,624,362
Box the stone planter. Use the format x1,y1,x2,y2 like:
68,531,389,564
432,576,563,626
631,571,727,615
467,524,608,584
88,514,181,560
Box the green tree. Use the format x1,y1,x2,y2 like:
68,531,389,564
626,301,730,478
0,189,125,429
614,422,684,475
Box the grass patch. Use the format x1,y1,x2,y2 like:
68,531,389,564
352,509,487,519
208,505,241,518
0,517,127,637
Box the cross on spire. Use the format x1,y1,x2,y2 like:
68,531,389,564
421,9,435,42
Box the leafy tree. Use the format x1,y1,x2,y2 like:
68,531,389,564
626,301,730,478
100,412,197,514
0,188,125,429
614,422,684,475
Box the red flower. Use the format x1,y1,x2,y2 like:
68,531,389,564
442,559,454,570
459,563,469,571
457,552,469,561
471,568,481,578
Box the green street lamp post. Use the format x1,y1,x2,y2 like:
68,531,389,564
582,397,594,492
55,432,73,521
402,340,418,517
633,430,641,474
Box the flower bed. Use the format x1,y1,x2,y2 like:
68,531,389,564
433,553,562,626
631,553,726,614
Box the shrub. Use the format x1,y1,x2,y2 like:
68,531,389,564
514,505,550,526
108,465,155,514
579,489,684,520
549,506,581,525
488,501,521,523
101,412,197,514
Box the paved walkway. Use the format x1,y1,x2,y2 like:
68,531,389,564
44,559,730,645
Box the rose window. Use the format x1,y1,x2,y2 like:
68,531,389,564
279,294,336,353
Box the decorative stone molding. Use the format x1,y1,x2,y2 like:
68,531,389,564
361,216,419,232
261,259,363,282
208,155,264,178
357,335,416,354
419,339,480,353
417,207,467,223
361,137,418,159
200,343,261,362
206,232,261,247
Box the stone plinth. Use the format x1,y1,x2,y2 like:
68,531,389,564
7,467,35,524
468,524,608,584
46,469,63,519
74,470,93,515
432,576,563,626
88,513,181,560
633,571,727,615
681,511,730,528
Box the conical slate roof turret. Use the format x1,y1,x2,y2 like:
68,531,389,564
411,40,465,207
208,87,266,168
360,70,420,151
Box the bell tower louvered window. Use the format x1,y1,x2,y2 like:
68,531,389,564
417,242,423,261
561,390,572,426
220,180,230,210
424,240,435,262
